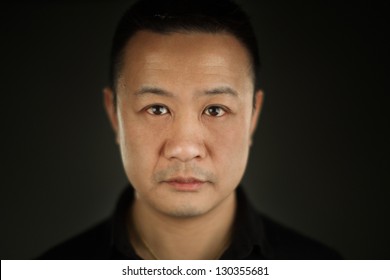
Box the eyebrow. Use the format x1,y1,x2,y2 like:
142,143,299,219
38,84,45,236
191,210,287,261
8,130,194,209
204,86,239,97
134,86,174,97
133,85,238,98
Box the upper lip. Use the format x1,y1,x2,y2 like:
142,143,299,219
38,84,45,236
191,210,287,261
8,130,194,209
164,177,206,183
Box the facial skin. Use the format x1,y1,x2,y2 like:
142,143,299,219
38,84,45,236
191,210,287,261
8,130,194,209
104,30,263,219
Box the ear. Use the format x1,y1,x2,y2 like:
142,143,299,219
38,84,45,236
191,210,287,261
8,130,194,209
103,87,119,144
249,90,264,145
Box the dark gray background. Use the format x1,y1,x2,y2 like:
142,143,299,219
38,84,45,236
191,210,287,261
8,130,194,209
1,0,388,259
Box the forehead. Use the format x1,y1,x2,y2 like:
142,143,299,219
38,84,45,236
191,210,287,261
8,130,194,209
118,31,253,92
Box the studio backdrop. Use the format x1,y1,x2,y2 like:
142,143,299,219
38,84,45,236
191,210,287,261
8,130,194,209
1,0,388,259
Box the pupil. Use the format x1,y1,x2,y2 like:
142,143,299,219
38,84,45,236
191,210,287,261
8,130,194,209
153,106,163,115
209,107,220,116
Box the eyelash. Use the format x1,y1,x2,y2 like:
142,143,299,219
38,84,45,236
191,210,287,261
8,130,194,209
145,104,228,117
146,104,169,116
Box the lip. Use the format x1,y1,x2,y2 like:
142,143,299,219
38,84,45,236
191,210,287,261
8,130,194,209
163,177,206,191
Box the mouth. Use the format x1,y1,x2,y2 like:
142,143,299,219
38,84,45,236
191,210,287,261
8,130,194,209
163,177,207,191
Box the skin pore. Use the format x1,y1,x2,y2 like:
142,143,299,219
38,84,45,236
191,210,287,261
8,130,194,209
104,30,263,259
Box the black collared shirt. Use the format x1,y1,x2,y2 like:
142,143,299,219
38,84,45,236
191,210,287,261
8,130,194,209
39,186,341,259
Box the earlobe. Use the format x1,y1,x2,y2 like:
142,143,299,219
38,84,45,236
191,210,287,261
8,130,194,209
249,90,264,145
103,87,119,143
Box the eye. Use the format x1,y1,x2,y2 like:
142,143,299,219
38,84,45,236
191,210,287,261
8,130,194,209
204,105,227,117
146,105,169,116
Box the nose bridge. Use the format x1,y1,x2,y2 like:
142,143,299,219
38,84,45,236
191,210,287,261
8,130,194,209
163,111,206,161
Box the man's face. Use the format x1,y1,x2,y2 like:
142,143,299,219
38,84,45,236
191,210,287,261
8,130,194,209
105,31,262,218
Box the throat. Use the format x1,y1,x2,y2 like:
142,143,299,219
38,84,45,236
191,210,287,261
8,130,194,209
132,224,233,260
129,192,236,260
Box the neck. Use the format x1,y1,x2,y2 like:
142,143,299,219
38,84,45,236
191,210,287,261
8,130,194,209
129,192,236,260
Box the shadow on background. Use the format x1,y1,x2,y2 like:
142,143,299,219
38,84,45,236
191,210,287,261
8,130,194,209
1,0,388,259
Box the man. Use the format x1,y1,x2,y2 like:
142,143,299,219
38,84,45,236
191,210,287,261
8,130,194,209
40,0,340,259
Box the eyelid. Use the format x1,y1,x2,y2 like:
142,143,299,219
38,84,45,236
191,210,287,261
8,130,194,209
203,104,229,117
145,104,170,115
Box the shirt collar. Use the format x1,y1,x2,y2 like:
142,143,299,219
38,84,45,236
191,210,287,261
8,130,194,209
111,186,140,259
220,186,270,259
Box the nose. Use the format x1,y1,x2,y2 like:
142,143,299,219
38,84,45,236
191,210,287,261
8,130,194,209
163,114,206,162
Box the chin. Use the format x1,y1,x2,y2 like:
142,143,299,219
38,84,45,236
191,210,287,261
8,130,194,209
159,203,209,218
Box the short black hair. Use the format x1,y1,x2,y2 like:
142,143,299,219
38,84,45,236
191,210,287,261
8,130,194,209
109,0,261,94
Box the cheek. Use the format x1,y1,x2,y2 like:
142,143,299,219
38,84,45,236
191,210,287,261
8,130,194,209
206,121,251,192
207,114,252,171
116,111,166,181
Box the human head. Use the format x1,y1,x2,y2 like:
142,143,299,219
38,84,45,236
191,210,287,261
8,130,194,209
104,0,263,219
109,0,261,102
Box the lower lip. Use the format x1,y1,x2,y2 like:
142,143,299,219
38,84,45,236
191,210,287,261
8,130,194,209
164,181,206,191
